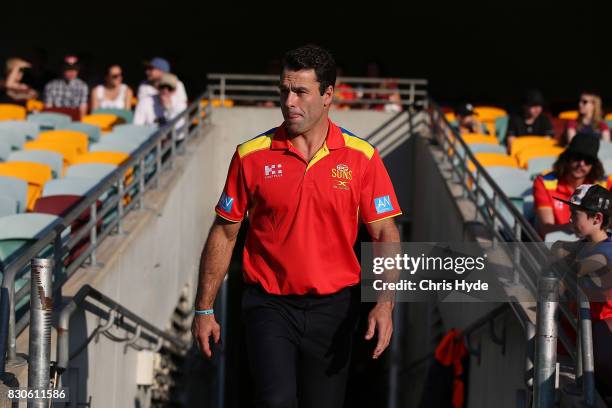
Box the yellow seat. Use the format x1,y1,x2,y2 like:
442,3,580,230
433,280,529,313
72,151,129,166
509,136,558,158
24,140,79,167
26,99,44,112
558,110,579,120
473,106,507,122
468,153,518,172
605,113,612,121
0,162,52,210
516,146,564,169
0,104,27,121
444,112,456,123
81,113,121,132
461,133,500,145
37,130,89,155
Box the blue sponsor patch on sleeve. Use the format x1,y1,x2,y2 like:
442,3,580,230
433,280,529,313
374,195,393,214
218,192,234,213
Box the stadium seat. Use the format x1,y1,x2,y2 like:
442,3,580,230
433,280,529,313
470,153,518,170
463,143,507,155
0,176,28,213
473,106,507,121
460,133,500,145
72,151,128,166
92,108,133,124
0,127,28,150
527,156,556,178
550,117,567,141
558,110,578,120
544,230,578,242
0,213,59,262
509,136,558,158
601,157,612,175
112,124,156,138
26,99,44,112
516,146,564,169
27,112,71,130
81,113,121,131
0,196,18,217
24,140,79,167
8,150,64,179
0,120,39,140
483,167,532,198
100,131,146,146
65,163,116,180
0,162,52,210
61,122,102,143
42,178,98,197
0,142,11,161
495,116,509,143
90,140,138,154
599,141,612,159
0,104,27,121
33,194,83,217
37,130,89,155
444,112,456,123
42,107,81,121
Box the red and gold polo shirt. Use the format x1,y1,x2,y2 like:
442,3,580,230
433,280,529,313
215,119,402,295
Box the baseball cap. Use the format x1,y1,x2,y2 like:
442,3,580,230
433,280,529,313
565,132,600,159
554,184,612,214
525,90,545,107
159,73,178,90
147,57,170,73
455,103,476,117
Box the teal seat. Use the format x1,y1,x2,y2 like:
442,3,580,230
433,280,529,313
0,127,27,150
495,116,509,143
93,108,133,124
599,141,612,160
0,213,59,241
65,163,116,180
527,156,556,178
61,122,102,143
0,121,39,141
0,176,28,213
26,112,71,130
0,196,18,217
544,230,578,242
112,124,156,138
90,139,139,154
466,143,507,155
42,178,98,197
8,150,64,179
483,167,532,198
0,141,11,161
101,131,147,146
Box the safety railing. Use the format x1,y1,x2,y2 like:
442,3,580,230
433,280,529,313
0,92,211,371
428,101,601,406
207,73,428,109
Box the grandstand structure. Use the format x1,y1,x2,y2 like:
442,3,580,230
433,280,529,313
0,73,608,407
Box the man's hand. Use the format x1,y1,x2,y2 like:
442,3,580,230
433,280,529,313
192,314,221,359
365,302,393,359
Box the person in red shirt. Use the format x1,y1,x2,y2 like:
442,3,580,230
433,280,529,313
533,132,607,237
192,45,402,408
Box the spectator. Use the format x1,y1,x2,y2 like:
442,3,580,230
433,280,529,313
453,103,487,135
333,67,355,110
506,90,554,149
533,132,608,237
43,55,88,118
137,57,187,106
90,64,133,111
567,91,610,142
0,57,38,104
133,73,186,129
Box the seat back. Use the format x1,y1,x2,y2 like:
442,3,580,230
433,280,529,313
0,162,53,210
509,136,558,158
0,176,28,212
0,195,18,217
24,140,79,166
42,178,98,197
0,104,27,120
61,122,102,143
81,113,121,131
8,150,64,178
37,129,89,155
65,163,116,180
516,146,564,168
27,112,72,130
72,151,129,166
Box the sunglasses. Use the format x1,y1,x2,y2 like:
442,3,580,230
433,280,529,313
569,153,595,165
159,85,174,91
579,99,593,105
110,73,122,79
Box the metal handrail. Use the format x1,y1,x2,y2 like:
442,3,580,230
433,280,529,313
0,92,210,367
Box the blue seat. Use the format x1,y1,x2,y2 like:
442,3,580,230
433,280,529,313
0,121,39,141
26,112,71,130
0,176,28,213
0,127,27,150
112,124,156,138
466,143,507,155
481,167,532,199
599,141,612,160
8,150,64,179
42,178,98,197
495,116,509,143
527,156,556,178
0,196,18,217
602,157,612,175
61,122,102,143
92,108,133,124
90,139,138,154
102,130,148,145
0,141,11,161
65,163,116,180
0,213,59,265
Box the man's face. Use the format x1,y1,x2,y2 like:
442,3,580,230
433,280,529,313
459,114,475,127
527,105,542,118
568,153,594,179
279,69,333,136
570,208,600,237
63,68,78,81
146,66,164,82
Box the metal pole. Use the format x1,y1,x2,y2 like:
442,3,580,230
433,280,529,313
533,276,559,408
214,277,228,408
0,286,9,376
118,178,125,234
578,288,595,407
89,202,97,266
27,258,53,408
139,157,146,209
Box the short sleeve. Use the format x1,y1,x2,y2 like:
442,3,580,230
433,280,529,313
80,83,89,105
600,121,609,131
533,176,552,209
359,149,402,223
215,149,249,222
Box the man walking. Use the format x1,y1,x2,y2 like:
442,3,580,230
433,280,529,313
192,44,402,408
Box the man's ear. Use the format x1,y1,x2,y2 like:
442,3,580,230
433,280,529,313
323,85,334,107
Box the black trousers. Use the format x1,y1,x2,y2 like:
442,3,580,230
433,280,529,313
241,284,360,408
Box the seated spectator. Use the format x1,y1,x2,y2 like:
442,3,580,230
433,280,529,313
133,73,186,129
333,67,355,110
0,57,39,104
506,90,554,149
137,57,187,106
90,64,133,111
567,91,610,142
44,55,88,118
533,132,608,236
452,103,487,135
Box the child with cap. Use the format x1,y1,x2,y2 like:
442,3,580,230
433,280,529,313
552,184,612,395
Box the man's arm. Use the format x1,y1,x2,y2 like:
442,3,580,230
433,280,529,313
364,217,400,359
191,216,242,358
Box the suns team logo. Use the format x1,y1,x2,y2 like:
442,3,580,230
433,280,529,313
332,163,352,190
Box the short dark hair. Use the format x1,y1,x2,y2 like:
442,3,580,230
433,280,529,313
584,210,611,230
281,45,336,95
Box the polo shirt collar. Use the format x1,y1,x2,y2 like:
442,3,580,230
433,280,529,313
271,118,345,150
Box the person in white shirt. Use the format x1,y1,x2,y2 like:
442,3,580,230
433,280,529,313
133,73,186,130
90,64,133,111
136,57,187,106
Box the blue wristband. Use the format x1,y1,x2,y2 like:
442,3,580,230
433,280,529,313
195,309,214,315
